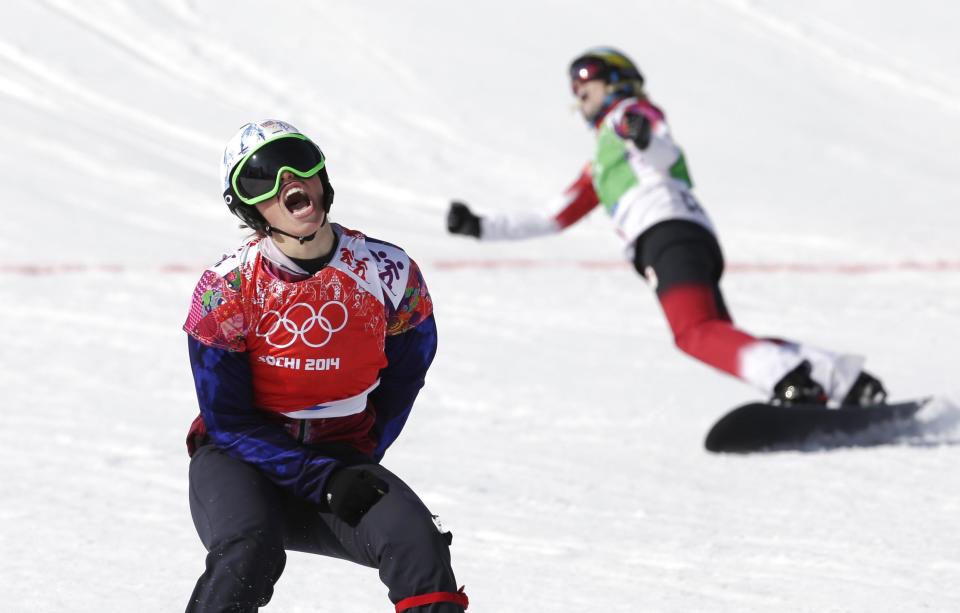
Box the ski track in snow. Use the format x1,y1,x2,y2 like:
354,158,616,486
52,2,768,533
711,0,960,114
3,1,960,612
0,34,216,152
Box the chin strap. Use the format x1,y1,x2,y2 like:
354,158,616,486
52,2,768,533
264,225,318,244
395,586,468,612
264,209,330,244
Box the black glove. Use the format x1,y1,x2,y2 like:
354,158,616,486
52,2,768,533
447,201,482,238
324,466,389,526
621,110,652,150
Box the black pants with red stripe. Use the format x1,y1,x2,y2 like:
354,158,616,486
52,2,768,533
186,444,464,613
634,220,766,381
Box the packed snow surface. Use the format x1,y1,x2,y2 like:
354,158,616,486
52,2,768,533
2,1,959,611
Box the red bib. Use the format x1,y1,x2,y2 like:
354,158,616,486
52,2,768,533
242,247,388,416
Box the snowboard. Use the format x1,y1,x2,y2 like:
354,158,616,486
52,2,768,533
704,398,930,453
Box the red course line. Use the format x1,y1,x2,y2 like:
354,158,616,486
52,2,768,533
431,259,960,273
2,260,960,276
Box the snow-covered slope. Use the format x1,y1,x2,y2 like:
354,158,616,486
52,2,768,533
2,1,959,611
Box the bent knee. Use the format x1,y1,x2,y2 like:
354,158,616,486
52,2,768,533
673,324,704,353
374,511,451,568
209,535,286,574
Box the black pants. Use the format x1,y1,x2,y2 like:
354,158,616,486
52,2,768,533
186,445,462,612
632,219,814,388
633,219,730,319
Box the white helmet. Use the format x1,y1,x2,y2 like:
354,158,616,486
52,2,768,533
220,119,302,192
219,119,334,234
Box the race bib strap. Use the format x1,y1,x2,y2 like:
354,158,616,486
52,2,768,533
281,379,381,419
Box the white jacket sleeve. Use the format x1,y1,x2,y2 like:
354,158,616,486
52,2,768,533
480,164,600,241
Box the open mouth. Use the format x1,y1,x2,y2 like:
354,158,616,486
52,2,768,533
282,185,315,217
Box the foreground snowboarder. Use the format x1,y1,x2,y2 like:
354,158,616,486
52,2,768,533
446,46,887,410
183,119,468,612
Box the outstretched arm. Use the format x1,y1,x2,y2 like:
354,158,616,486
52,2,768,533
447,164,600,241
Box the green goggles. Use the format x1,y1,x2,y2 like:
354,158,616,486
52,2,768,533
229,133,327,206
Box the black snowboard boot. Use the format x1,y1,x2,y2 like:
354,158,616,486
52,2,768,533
841,371,887,407
771,360,827,406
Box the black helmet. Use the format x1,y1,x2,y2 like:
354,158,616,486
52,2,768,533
569,47,644,95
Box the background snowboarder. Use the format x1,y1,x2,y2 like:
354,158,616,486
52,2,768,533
446,47,886,408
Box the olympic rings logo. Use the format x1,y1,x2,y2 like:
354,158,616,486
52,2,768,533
255,301,348,349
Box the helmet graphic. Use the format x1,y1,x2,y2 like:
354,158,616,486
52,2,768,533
569,47,644,93
220,119,334,233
